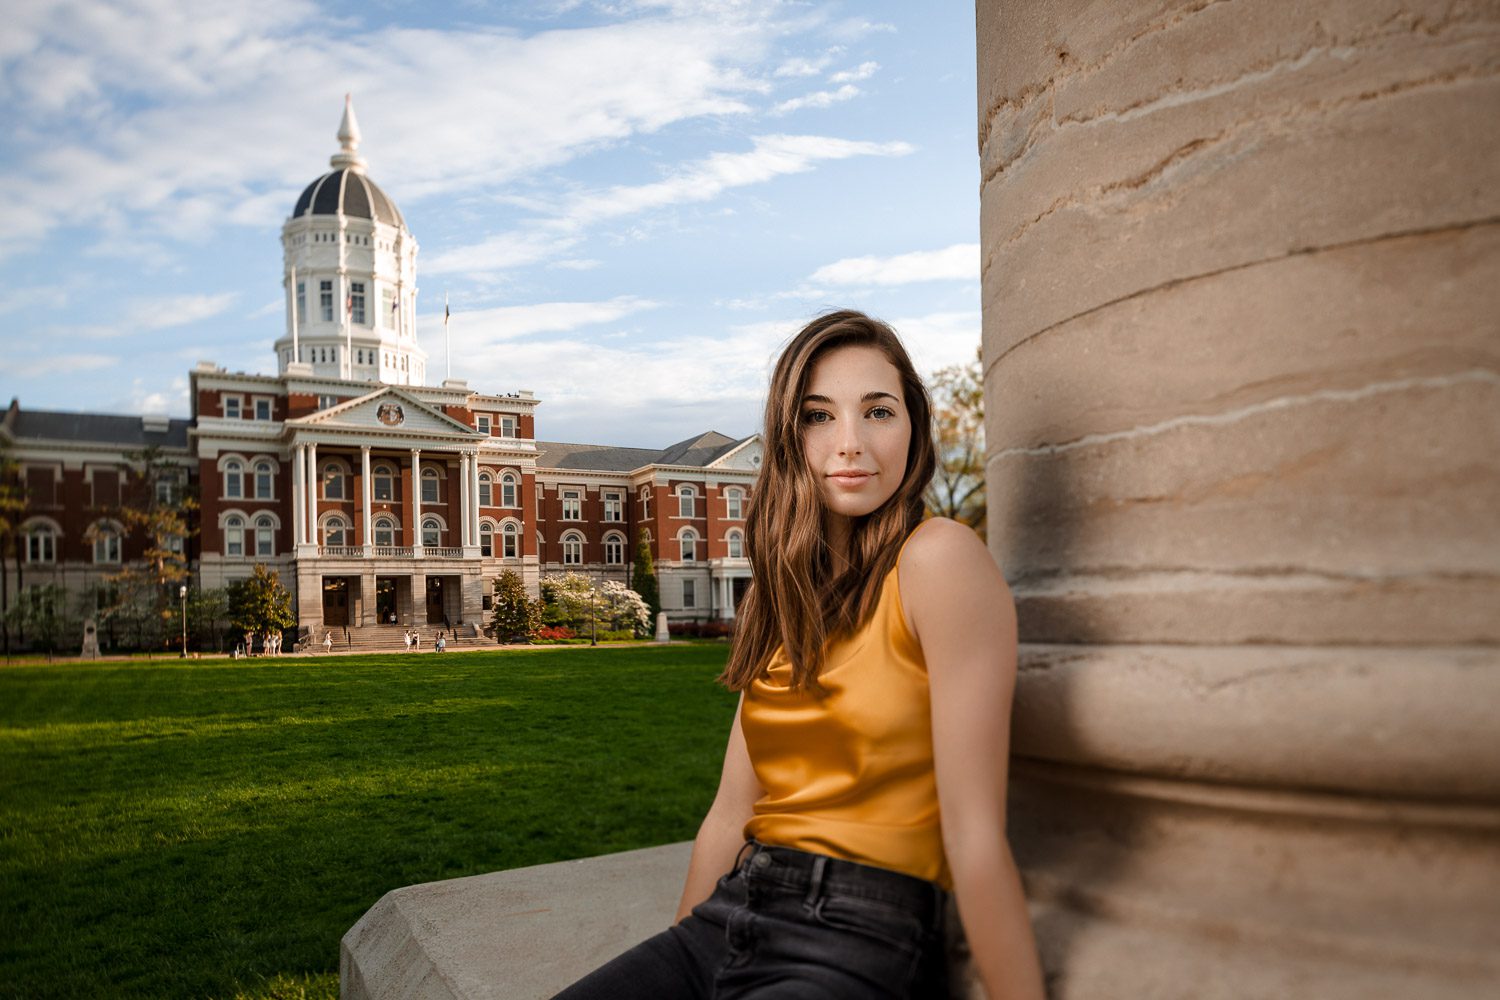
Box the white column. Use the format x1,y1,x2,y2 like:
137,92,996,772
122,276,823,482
306,442,318,547
361,446,372,556
458,454,471,547
469,452,481,548
411,448,423,555
292,444,306,545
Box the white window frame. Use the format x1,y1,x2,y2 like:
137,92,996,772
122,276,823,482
225,515,245,558
322,514,349,547
224,460,243,499
373,465,395,502
322,462,346,500
603,491,623,522
223,396,241,419
604,532,626,566
498,414,517,438
682,578,697,609
476,414,491,435
23,521,58,564
501,473,518,508
255,515,276,557
561,531,584,566
253,397,272,421
373,517,396,547
479,521,494,557
254,461,275,500
679,528,698,563
561,488,582,521
639,486,651,520
726,488,744,520
421,467,440,505
676,485,697,519
422,516,442,548
478,473,492,507
502,520,521,559
727,529,744,559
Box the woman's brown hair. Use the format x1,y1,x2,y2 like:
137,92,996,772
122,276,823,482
719,309,936,692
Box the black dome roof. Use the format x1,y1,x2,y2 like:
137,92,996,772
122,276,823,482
292,169,405,228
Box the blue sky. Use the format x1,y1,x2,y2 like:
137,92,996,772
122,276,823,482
0,0,980,447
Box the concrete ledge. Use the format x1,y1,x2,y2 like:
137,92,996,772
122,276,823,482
341,841,693,1000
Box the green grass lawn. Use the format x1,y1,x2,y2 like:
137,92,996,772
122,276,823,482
0,645,737,999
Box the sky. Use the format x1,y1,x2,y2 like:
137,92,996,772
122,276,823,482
0,0,981,448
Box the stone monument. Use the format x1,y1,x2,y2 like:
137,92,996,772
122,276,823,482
80,619,100,660
654,611,670,643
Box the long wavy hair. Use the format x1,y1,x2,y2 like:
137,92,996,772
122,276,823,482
720,310,936,693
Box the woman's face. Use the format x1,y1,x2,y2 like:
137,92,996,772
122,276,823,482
799,344,912,531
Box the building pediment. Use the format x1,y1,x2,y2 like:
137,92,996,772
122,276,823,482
706,435,763,472
287,387,481,440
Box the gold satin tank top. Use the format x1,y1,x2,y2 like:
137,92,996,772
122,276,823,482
741,531,951,889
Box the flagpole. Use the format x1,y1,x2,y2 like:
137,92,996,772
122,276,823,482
444,292,451,382
345,281,353,380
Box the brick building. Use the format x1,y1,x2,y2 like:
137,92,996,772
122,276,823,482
1,99,757,647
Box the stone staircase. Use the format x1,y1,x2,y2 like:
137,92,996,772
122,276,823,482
303,623,487,654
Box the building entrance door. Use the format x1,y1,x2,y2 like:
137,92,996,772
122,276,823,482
322,577,349,627
376,578,397,625
731,577,750,616
426,577,445,625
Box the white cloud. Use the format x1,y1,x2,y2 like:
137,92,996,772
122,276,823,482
889,310,983,377
771,84,861,116
427,295,659,345
774,49,840,77
829,61,878,83
125,292,239,330
9,354,117,378
0,0,786,257
807,243,978,286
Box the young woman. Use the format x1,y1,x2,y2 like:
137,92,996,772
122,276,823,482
555,311,1044,999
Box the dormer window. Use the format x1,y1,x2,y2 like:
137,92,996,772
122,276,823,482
476,414,491,435
254,398,272,421
498,414,517,437
224,397,241,419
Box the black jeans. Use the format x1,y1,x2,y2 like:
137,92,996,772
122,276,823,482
552,841,951,999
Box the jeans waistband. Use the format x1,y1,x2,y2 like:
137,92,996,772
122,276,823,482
736,840,946,925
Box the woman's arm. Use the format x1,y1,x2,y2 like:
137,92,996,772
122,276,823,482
902,518,1046,1000
674,695,763,922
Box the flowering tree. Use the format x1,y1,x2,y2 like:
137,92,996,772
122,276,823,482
539,573,651,639
598,579,651,638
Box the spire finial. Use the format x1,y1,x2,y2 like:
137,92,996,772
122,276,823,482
331,93,367,173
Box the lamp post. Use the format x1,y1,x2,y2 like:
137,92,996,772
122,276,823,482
179,584,188,658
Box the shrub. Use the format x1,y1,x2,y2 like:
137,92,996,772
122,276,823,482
671,619,734,640
534,625,575,642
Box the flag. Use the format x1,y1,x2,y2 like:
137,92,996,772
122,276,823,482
444,300,450,325
346,291,353,316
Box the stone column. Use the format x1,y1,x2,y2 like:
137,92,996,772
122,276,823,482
458,453,472,547
411,448,423,557
306,442,318,548
361,446,373,556
292,443,306,546
976,2,1500,997
469,451,481,548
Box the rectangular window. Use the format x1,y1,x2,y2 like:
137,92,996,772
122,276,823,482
603,492,622,522
726,491,743,519
678,490,695,518
318,394,337,410
296,281,306,324
476,414,491,435
561,489,582,520
422,474,438,505
682,579,696,609
350,281,366,325
254,398,272,421
224,396,241,419
498,415,517,438
155,477,176,506
320,280,333,321
381,287,395,329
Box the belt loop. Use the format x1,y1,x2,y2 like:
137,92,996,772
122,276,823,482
733,840,755,872
802,854,828,912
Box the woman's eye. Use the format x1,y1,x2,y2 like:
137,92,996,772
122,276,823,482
802,410,831,424
868,406,895,420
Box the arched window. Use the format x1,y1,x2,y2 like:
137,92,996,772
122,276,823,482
726,529,744,559
562,531,584,566
421,467,439,505
323,516,348,547
92,523,121,564
254,461,274,499
255,515,275,557
640,485,651,519
478,473,492,507
225,515,245,557
373,464,394,502
725,488,744,520
224,460,243,499
23,522,57,564
322,462,345,500
604,532,626,566
479,521,494,557
679,528,698,562
502,521,521,559
373,516,395,547
422,517,441,547
501,473,518,508
676,484,696,518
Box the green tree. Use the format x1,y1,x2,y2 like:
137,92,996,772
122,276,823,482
3,584,72,660
598,579,651,638
228,564,295,645
491,570,541,642
539,572,599,632
187,586,230,652
91,445,197,649
0,438,26,658
631,528,660,622
924,347,986,539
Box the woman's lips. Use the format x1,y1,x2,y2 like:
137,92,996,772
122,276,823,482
827,471,873,488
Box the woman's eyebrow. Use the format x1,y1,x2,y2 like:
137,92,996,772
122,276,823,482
800,391,900,404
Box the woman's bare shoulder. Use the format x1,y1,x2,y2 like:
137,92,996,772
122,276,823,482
899,518,1010,619
903,517,991,568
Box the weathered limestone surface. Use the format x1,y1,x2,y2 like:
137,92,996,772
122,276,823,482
978,0,1500,995
341,842,691,1000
